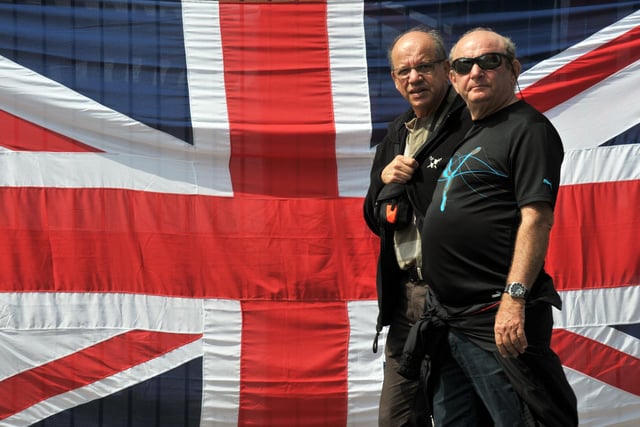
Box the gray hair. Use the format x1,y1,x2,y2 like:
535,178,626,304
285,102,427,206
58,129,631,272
387,26,447,69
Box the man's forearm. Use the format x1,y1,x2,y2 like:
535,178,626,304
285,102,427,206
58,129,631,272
507,202,554,289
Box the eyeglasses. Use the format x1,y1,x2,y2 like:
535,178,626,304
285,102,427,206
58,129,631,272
393,59,445,79
451,52,511,75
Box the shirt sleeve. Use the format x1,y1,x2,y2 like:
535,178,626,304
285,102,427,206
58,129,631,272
511,117,564,209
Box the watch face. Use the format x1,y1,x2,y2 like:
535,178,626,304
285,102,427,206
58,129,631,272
512,286,525,297
508,283,528,298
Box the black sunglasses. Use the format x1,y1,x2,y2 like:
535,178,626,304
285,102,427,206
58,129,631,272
451,52,511,75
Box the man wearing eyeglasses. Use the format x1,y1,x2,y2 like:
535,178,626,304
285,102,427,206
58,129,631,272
416,28,578,425
363,27,472,427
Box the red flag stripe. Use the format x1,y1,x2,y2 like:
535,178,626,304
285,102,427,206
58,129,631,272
0,188,377,301
546,180,640,291
220,2,338,198
521,25,640,113
0,330,202,420
552,328,640,396
239,301,348,427
0,110,100,152
1,182,636,298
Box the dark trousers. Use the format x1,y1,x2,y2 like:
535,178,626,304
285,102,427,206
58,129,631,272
432,329,527,427
379,281,429,427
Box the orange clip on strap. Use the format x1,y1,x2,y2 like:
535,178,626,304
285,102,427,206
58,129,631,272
385,204,398,224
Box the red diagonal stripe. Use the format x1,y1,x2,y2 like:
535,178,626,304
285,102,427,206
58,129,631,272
0,330,202,420
546,180,640,291
552,328,640,396
522,25,640,113
220,2,338,198
239,301,348,427
0,109,101,152
0,188,378,301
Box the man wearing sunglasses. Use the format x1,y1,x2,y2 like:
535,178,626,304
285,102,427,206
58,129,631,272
363,27,472,426
417,28,578,425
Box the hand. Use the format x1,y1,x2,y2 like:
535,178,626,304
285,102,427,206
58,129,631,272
494,294,528,357
381,155,419,184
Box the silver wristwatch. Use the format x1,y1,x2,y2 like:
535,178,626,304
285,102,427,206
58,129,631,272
504,282,529,299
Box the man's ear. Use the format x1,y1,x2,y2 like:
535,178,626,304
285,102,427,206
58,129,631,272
391,71,401,92
448,70,461,93
511,58,522,80
442,60,451,74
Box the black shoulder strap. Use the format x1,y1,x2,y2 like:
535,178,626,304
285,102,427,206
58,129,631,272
394,137,402,156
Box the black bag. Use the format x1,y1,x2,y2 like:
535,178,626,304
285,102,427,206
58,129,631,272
375,182,413,230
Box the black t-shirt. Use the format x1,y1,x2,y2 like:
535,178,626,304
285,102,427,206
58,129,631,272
422,101,563,307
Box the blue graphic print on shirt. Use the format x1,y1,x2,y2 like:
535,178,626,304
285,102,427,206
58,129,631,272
439,147,508,212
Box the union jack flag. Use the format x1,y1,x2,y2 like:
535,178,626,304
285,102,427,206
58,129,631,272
0,1,638,426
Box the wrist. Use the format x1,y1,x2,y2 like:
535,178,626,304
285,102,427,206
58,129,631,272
502,293,526,307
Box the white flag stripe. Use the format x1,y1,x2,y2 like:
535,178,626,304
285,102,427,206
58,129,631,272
27,134,619,195
347,300,384,426
3,339,203,427
0,56,189,157
564,368,640,427
0,151,229,196
560,143,640,185
327,0,375,198
0,292,204,332
517,11,640,152
554,286,640,329
181,1,234,195
565,326,640,359
0,329,126,381
518,10,640,91
0,55,233,195
201,299,242,427
546,60,640,151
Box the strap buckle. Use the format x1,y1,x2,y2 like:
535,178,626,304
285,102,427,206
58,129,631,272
407,266,423,283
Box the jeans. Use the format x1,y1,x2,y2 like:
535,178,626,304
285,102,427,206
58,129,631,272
432,329,527,427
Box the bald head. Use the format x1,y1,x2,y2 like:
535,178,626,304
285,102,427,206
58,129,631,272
388,27,446,69
450,28,515,62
